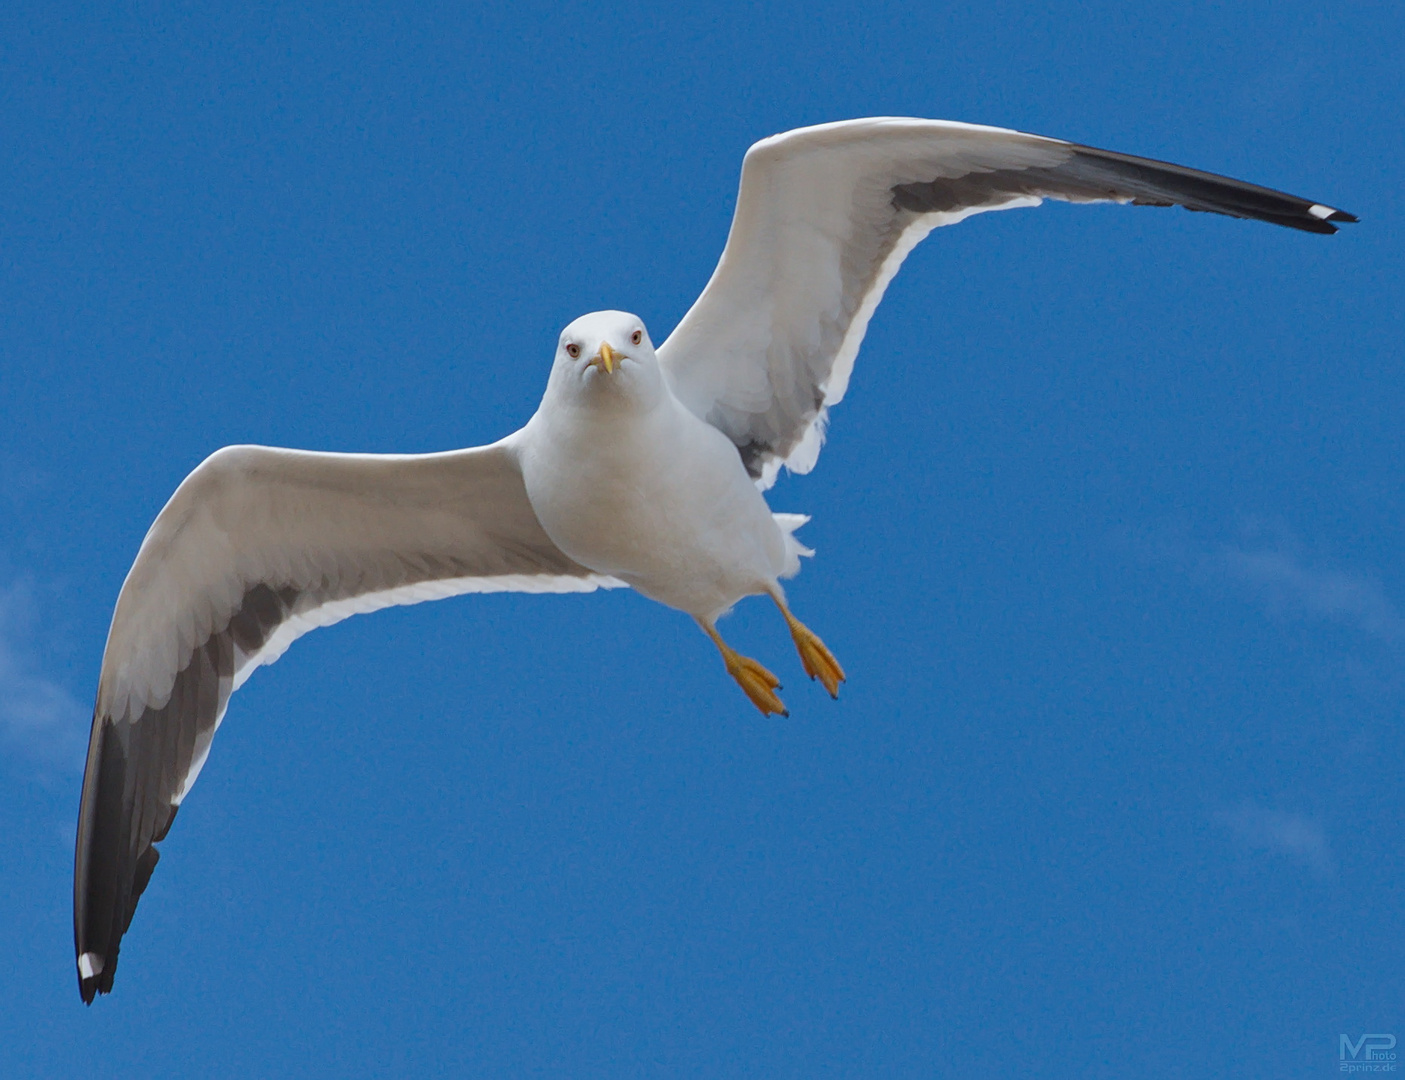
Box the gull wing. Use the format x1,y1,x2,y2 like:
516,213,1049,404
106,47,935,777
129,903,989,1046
658,117,1355,487
75,437,620,1002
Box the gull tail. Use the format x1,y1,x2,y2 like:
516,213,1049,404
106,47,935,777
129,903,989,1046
773,513,814,579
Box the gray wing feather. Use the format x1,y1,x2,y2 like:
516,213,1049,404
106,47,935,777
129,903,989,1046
75,437,617,1002
659,118,1355,487
891,141,1355,230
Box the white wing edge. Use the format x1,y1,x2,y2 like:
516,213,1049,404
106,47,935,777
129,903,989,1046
166,569,625,804
756,195,1045,488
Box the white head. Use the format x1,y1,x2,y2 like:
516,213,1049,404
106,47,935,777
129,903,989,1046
544,310,663,412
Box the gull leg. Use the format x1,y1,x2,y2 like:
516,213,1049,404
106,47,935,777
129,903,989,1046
768,589,846,699
697,618,788,717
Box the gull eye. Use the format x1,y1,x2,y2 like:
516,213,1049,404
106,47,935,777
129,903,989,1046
565,343,581,359
631,330,642,346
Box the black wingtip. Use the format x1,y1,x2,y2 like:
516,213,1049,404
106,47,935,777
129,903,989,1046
76,948,115,1004
1303,204,1358,233
1061,144,1358,237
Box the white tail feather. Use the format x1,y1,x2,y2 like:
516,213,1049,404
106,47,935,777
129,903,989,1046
773,513,814,578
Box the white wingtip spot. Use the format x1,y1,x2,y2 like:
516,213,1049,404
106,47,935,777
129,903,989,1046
79,952,104,980
1308,204,1335,220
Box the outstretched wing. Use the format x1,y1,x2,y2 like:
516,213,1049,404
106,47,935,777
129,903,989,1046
75,437,620,1002
658,117,1356,487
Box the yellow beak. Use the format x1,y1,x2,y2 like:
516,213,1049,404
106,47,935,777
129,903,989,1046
591,341,619,374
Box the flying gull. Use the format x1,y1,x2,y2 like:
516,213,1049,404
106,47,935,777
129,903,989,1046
74,117,1355,1001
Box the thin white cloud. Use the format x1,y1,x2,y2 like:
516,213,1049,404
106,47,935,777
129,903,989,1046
1207,546,1404,645
0,581,87,771
1116,520,1405,651
1215,801,1334,878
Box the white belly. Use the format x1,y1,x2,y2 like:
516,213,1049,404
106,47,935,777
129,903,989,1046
519,397,789,619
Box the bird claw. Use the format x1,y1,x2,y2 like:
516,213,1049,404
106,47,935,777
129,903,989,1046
789,621,845,699
725,654,788,717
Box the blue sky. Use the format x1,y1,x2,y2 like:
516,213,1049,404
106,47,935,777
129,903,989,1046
1,2,1401,1076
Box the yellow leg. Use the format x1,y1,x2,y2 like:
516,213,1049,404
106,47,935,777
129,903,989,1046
768,590,846,699
698,619,788,717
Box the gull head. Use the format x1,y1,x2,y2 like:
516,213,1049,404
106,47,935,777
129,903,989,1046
546,310,663,411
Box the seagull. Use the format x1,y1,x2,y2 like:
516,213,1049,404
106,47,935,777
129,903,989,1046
73,117,1355,1002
